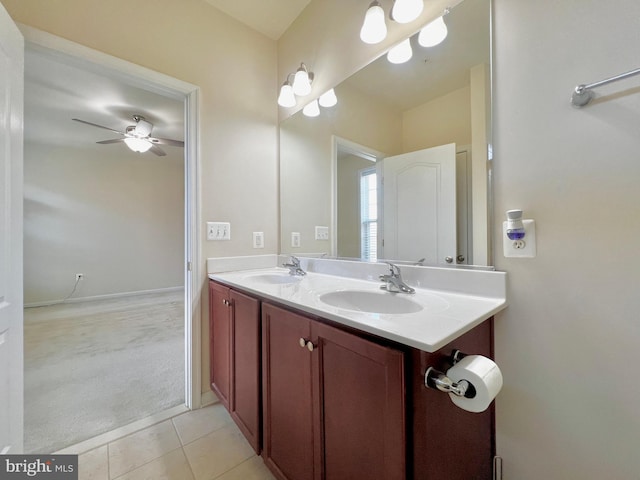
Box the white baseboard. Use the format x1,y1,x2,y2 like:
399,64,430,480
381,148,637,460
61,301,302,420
201,389,219,407
25,286,184,308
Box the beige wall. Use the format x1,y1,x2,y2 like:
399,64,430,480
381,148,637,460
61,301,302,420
402,85,471,152
493,0,640,477
24,143,184,304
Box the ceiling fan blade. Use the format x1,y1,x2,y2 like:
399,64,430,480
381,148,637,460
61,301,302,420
149,137,185,147
96,138,126,145
72,118,125,135
149,144,167,156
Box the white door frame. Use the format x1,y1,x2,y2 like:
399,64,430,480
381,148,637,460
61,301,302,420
20,25,202,410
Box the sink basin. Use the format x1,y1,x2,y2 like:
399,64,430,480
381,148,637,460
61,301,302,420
319,290,423,314
247,273,303,285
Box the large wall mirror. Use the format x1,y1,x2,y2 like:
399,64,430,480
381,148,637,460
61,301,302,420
280,0,492,267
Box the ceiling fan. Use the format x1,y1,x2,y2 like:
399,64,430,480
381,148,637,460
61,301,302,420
72,114,184,156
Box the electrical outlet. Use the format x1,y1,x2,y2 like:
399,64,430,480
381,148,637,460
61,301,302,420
291,232,301,248
503,219,536,258
75,273,84,281
207,222,231,241
315,226,329,240
253,232,264,249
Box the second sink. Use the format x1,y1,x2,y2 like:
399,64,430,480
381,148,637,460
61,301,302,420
319,290,423,314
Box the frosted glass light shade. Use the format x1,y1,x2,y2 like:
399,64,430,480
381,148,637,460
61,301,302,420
293,67,312,96
278,83,296,107
387,38,413,64
391,0,424,24
360,1,387,44
124,137,152,153
318,89,338,107
418,16,448,47
302,99,320,117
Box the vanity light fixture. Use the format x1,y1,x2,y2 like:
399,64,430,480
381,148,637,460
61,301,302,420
292,63,313,96
277,76,297,108
318,88,338,107
387,38,413,64
391,0,424,24
124,137,152,153
302,99,321,117
418,11,449,47
360,0,387,44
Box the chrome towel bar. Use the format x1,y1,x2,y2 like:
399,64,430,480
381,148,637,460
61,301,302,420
571,67,640,107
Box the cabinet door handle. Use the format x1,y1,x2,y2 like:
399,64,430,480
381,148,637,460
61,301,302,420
299,337,307,348
306,341,317,352
222,299,231,306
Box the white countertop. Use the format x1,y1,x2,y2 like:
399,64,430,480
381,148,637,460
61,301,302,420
208,260,507,352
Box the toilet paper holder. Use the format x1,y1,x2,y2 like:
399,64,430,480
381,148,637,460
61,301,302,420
424,350,476,399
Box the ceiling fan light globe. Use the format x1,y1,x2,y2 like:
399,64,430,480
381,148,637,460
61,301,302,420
125,137,152,153
134,119,153,136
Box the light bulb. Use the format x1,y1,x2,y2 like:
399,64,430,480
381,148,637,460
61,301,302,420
278,82,296,107
302,99,320,117
418,16,448,47
391,0,424,24
360,1,387,44
124,137,152,153
387,38,413,64
318,89,337,107
292,66,312,96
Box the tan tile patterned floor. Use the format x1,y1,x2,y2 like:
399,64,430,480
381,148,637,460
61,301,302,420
78,403,276,480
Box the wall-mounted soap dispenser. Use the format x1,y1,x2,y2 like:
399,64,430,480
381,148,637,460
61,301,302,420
503,209,536,258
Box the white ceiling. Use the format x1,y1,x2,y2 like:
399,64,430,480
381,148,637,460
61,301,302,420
202,0,312,40
24,48,184,153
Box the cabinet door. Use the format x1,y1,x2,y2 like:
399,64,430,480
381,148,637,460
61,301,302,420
209,281,231,408
230,289,261,453
312,322,406,480
262,304,316,480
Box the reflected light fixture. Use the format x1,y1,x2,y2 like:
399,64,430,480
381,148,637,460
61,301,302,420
302,99,320,117
360,0,387,44
387,38,413,64
318,88,338,107
278,77,296,108
418,13,448,47
292,63,313,96
391,0,424,24
124,137,152,153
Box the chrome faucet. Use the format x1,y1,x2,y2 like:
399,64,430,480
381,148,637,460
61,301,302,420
379,263,415,294
283,255,306,276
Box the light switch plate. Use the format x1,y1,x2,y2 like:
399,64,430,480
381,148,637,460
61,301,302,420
503,219,536,258
207,222,231,241
315,226,329,240
291,232,301,248
253,231,264,249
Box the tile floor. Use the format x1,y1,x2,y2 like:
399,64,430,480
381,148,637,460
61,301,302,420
78,403,276,480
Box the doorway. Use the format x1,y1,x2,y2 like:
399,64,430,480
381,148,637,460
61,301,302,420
20,27,200,452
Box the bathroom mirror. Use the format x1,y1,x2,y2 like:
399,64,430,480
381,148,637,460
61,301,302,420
280,0,492,267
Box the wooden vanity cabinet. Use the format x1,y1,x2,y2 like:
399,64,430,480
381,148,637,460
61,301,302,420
261,302,406,480
208,281,261,453
410,319,495,480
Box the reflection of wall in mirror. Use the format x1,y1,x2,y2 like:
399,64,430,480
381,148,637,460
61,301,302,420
280,64,489,263
280,81,401,255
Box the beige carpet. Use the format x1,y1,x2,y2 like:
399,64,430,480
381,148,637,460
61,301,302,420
24,290,185,454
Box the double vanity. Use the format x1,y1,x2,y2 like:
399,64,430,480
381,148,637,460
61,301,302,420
208,255,506,480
